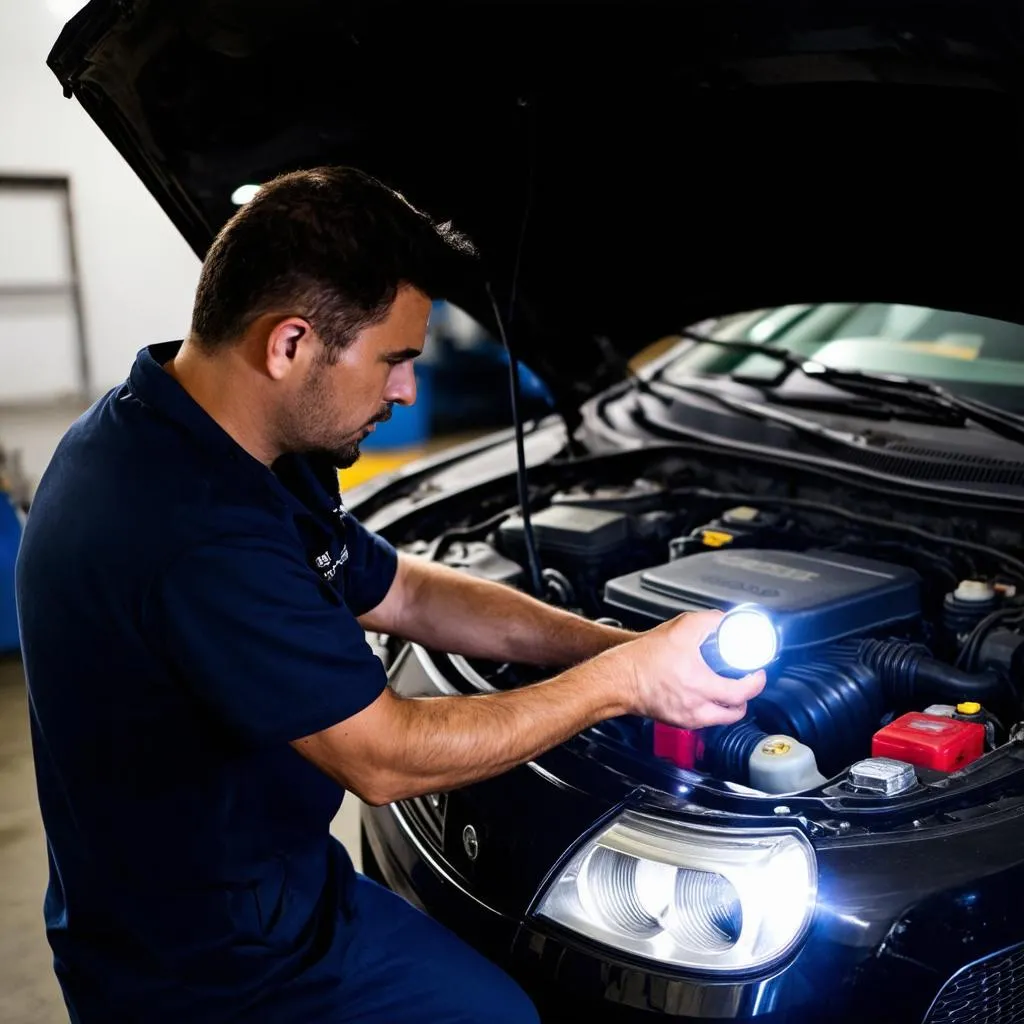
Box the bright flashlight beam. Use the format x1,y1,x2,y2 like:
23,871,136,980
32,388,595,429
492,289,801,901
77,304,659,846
701,606,779,677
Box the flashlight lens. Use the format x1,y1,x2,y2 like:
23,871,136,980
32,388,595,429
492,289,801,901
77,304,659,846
716,609,777,672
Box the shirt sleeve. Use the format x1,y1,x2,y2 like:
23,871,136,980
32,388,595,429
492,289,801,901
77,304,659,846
148,532,388,748
340,512,399,617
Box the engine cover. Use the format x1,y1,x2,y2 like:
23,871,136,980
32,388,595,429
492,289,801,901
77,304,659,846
604,548,921,653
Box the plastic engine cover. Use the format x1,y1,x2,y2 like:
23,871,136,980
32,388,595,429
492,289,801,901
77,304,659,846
604,548,920,652
499,505,629,561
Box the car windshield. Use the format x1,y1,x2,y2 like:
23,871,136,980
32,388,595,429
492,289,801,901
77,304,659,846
662,303,1024,409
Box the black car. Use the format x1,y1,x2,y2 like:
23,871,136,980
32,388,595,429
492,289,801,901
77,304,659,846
50,2,1024,1021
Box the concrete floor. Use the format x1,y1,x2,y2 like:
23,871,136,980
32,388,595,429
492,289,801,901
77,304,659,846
0,656,364,1023
0,656,64,1023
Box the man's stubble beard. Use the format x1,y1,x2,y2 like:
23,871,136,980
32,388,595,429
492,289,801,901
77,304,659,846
291,371,391,469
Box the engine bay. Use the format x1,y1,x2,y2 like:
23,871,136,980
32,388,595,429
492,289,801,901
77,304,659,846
396,462,1024,801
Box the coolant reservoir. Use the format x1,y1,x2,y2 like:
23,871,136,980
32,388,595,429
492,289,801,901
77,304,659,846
748,735,827,794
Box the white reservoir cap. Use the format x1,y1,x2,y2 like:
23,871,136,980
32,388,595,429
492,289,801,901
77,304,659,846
953,579,996,602
748,735,826,795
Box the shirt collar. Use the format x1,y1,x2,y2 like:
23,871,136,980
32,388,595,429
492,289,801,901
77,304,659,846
128,341,250,464
128,342,342,517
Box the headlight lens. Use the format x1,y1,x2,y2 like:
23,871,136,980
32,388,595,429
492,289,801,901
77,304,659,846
535,811,817,973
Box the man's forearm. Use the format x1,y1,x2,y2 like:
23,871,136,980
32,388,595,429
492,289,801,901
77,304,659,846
296,607,765,806
296,642,637,805
362,554,635,666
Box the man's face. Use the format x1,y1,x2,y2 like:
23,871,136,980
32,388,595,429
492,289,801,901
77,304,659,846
292,285,431,467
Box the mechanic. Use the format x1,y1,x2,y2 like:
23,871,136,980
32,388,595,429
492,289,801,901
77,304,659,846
15,166,765,1024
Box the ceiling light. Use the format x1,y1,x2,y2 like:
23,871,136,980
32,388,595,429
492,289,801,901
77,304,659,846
231,184,261,205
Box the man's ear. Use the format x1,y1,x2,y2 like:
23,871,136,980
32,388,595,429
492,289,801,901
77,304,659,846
265,317,315,381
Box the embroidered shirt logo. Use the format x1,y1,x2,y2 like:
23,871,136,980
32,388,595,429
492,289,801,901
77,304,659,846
315,546,349,582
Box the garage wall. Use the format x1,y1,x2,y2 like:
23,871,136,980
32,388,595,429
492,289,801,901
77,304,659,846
0,0,200,401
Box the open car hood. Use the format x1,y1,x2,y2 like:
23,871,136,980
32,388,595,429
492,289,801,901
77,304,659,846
49,0,1023,414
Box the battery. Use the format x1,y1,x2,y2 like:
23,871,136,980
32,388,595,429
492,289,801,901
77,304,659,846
871,712,984,772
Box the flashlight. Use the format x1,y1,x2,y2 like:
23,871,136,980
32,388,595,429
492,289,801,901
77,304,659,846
699,604,780,678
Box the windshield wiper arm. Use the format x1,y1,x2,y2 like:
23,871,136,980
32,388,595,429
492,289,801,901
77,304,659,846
643,376,871,447
677,330,1024,446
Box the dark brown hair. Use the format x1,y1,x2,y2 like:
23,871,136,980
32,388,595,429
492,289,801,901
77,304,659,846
190,166,476,355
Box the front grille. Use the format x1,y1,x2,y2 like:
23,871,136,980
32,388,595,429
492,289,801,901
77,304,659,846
924,943,1024,1024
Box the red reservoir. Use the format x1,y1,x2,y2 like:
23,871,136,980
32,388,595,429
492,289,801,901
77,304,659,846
871,712,984,772
653,722,700,769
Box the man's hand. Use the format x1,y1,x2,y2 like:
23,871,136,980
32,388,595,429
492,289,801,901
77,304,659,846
615,610,766,729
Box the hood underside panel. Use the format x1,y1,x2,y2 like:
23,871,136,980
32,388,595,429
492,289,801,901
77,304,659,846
49,0,1024,405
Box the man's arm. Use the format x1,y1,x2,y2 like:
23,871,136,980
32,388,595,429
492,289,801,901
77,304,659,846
293,646,631,805
293,610,765,805
359,553,634,667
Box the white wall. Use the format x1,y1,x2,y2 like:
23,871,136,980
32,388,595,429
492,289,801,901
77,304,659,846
0,0,200,400
0,188,82,402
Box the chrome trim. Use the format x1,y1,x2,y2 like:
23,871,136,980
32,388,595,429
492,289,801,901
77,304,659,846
448,653,498,693
410,645,580,790
525,758,587,794
385,800,505,919
409,643,461,695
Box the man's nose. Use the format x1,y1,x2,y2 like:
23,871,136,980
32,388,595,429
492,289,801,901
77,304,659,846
384,362,417,407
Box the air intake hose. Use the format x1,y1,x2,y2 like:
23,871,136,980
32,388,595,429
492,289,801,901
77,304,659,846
700,720,767,784
699,652,882,780
857,638,1007,705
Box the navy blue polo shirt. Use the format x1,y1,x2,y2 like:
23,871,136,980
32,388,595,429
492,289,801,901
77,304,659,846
16,342,398,1023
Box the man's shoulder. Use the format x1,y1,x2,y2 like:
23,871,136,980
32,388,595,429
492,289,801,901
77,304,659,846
23,385,293,572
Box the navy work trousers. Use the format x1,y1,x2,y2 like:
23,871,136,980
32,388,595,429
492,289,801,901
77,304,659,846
256,873,541,1023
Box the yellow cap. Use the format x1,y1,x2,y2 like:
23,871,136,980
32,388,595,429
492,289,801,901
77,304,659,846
956,701,982,715
701,530,734,548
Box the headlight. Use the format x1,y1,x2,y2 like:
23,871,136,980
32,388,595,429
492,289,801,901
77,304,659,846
534,811,817,973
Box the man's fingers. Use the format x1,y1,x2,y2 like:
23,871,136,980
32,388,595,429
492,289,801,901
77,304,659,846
697,671,764,724
734,670,767,701
669,609,724,644
701,670,765,706
697,701,748,728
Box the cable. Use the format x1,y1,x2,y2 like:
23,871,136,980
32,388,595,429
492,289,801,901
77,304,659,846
669,487,1024,583
506,100,535,327
472,96,543,597
486,281,544,598
428,505,522,563
955,604,1024,672
827,539,960,590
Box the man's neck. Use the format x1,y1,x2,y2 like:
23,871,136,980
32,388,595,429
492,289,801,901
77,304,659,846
163,338,282,467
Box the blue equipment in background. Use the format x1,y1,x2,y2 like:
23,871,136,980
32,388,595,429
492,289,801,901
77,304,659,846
0,490,21,653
